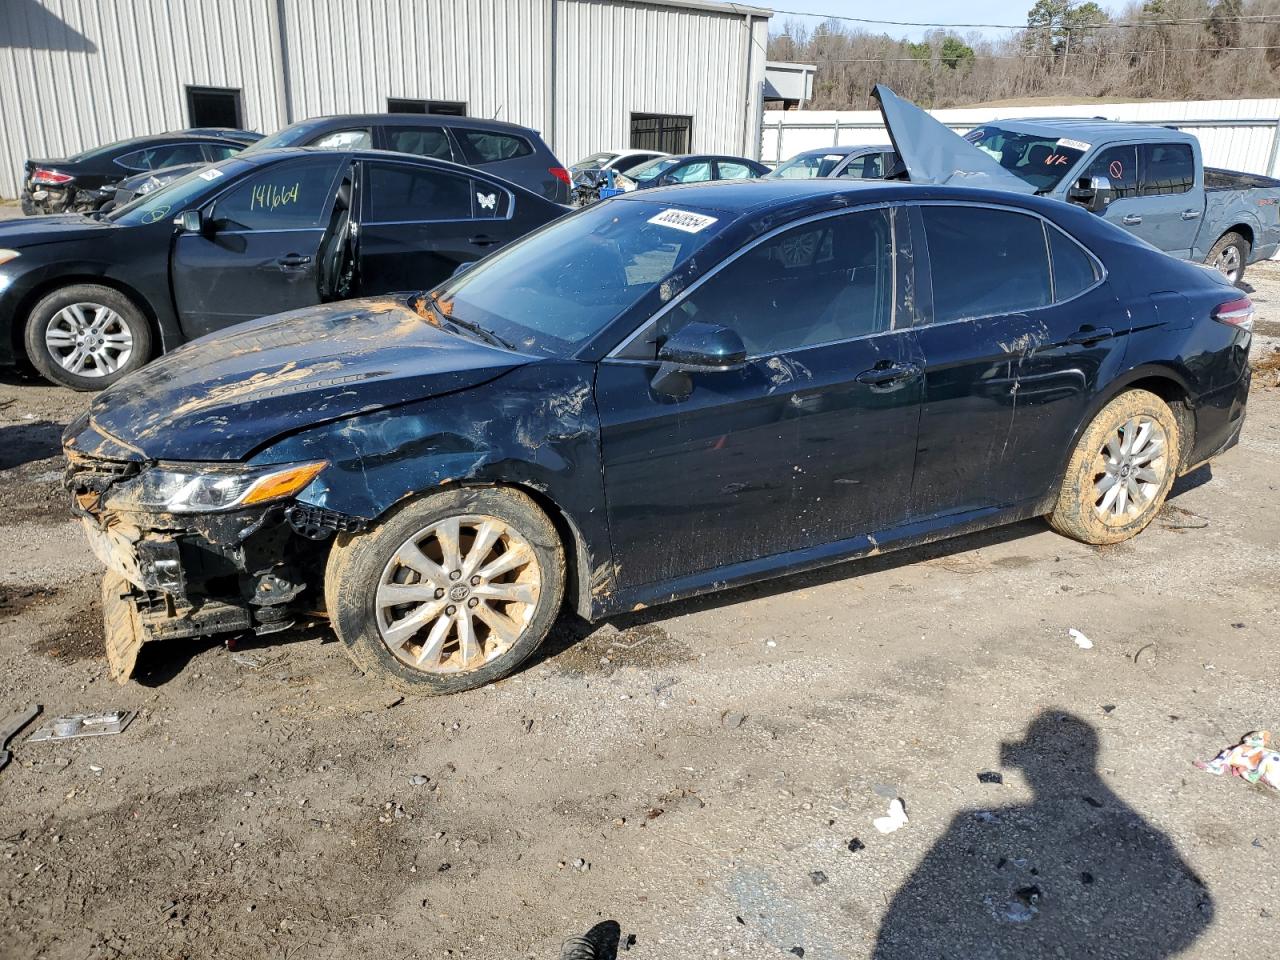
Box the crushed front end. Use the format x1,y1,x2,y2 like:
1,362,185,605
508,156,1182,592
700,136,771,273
64,429,359,682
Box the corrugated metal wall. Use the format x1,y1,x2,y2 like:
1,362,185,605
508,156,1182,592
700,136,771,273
0,0,767,199
553,0,757,164
0,0,285,198
276,0,550,133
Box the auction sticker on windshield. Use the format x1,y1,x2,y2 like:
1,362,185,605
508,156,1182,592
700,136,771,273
648,209,718,233
1057,138,1091,152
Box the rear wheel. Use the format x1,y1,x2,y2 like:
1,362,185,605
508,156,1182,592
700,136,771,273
1048,389,1181,545
24,283,153,390
325,486,565,695
1205,231,1249,285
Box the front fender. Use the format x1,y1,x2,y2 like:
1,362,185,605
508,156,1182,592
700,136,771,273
258,362,615,615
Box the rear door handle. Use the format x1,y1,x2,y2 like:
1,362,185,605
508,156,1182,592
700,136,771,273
1180,209,1202,220
1065,326,1115,345
855,362,919,386
1121,214,1143,226
277,254,313,267
468,235,500,247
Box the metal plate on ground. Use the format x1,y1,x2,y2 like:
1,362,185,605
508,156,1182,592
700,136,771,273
27,710,136,742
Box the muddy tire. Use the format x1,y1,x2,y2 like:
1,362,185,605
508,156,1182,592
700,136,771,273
1048,389,1181,545
1204,231,1249,285
24,283,153,391
325,486,565,695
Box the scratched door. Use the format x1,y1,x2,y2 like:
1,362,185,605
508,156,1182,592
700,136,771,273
171,156,346,339
907,203,1131,518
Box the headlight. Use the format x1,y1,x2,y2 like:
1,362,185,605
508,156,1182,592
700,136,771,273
106,461,326,513
0,249,20,267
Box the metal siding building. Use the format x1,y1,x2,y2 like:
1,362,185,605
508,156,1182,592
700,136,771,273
0,0,771,199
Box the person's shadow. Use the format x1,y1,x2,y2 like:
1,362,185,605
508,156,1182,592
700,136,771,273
873,711,1213,959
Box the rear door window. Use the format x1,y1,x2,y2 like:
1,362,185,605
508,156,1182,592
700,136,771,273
384,126,454,161
669,161,712,184
308,128,372,149
203,143,244,162
363,161,474,221
1047,226,1100,301
210,157,344,230
837,152,885,179
920,205,1052,323
1141,143,1195,195
456,130,533,163
1080,145,1138,199
716,160,756,180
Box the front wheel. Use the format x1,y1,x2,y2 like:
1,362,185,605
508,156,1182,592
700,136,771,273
1048,389,1181,545
1205,231,1249,285
24,283,153,390
325,486,565,695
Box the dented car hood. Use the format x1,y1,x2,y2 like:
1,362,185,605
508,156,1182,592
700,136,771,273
871,84,1038,194
81,295,530,462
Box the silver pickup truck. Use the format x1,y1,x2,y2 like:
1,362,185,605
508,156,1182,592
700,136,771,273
874,85,1280,283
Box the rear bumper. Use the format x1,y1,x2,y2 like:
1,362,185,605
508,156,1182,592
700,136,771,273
1185,365,1250,470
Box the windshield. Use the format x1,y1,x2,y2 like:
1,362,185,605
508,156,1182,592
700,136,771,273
432,200,731,356
768,151,849,179
240,121,323,154
963,126,1087,191
572,152,618,170
106,158,244,225
628,157,683,182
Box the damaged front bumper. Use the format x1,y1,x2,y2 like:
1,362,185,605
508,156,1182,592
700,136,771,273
65,448,364,666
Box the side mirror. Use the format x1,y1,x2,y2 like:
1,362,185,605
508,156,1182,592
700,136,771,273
174,209,204,234
651,322,746,397
1068,175,1114,214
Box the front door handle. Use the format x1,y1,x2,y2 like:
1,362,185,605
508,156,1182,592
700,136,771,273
855,361,919,387
1065,326,1115,346
468,235,500,247
1181,209,1202,220
277,254,313,267
1121,214,1142,226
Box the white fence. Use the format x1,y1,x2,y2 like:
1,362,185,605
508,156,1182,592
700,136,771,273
763,97,1280,179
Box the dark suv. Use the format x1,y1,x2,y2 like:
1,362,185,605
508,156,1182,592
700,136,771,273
244,115,571,203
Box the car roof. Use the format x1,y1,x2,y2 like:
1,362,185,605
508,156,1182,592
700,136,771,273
283,113,542,138
979,117,1198,145
655,153,763,163
788,144,894,158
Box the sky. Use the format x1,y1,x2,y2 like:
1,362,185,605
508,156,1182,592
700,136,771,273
765,1,1130,42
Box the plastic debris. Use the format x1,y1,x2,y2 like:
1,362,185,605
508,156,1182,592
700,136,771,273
977,771,1003,785
1067,628,1094,649
873,797,909,834
1194,731,1279,790
27,711,135,742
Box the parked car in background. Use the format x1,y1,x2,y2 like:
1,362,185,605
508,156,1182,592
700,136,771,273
570,148,669,179
20,129,260,215
874,84,1280,283
0,147,566,390
612,154,769,191
240,114,572,204
65,178,1251,694
103,161,207,211
768,144,899,180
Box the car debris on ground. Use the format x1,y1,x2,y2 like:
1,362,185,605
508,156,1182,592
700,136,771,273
25,710,135,742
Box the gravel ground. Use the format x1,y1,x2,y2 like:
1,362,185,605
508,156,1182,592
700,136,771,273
0,257,1277,960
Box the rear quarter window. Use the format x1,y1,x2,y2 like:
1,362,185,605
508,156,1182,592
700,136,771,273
1047,226,1101,301
457,130,533,164
921,205,1052,323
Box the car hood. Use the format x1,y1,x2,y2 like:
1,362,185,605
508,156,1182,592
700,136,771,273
0,213,115,246
871,84,1037,194
81,294,531,462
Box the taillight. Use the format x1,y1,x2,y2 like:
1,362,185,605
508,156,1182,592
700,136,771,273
549,166,571,185
1213,296,1254,332
32,167,73,185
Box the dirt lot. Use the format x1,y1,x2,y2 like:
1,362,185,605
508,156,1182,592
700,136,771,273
1,265,1278,960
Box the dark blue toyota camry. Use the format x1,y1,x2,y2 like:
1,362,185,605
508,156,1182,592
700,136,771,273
64,178,1254,693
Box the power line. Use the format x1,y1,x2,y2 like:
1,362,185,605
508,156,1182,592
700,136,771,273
769,7,1280,33
819,44,1280,63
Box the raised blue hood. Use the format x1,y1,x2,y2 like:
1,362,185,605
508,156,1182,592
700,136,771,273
871,84,1038,195
78,295,529,462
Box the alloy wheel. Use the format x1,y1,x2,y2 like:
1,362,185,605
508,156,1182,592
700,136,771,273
1214,245,1242,283
44,302,133,377
1093,416,1169,522
375,514,541,673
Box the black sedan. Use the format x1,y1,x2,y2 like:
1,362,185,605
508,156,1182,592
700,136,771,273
0,147,566,389
65,179,1252,694
20,128,260,215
